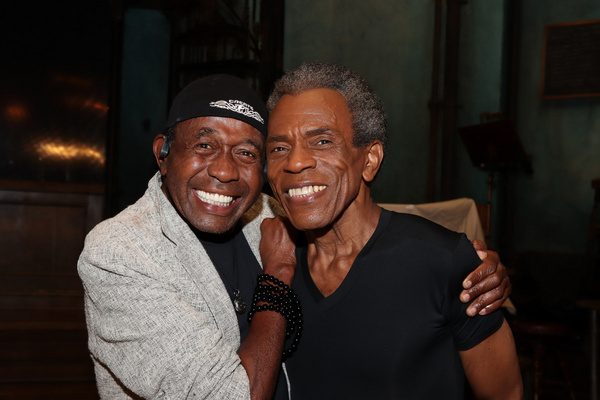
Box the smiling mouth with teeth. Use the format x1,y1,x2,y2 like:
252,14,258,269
288,185,326,198
196,190,234,206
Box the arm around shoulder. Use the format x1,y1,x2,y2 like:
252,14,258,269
459,319,523,400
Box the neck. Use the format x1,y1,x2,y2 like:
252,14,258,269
306,195,381,254
306,198,381,270
303,196,381,297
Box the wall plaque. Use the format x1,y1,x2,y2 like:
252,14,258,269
542,20,600,99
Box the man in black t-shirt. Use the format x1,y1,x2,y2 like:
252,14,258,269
264,63,523,399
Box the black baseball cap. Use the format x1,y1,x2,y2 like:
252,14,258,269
165,74,268,136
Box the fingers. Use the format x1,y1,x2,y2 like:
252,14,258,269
461,264,511,302
461,271,501,302
463,249,499,289
466,289,508,316
462,272,512,316
471,239,487,251
464,241,496,291
461,248,512,317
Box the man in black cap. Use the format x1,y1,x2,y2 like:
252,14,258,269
78,74,510,399
79,75,298,399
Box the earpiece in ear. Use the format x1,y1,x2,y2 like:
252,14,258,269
159,140,171,158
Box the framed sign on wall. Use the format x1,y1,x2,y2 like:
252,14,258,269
542,19,600,99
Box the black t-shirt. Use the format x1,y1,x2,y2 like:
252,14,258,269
197,227,289,400
284,210,504,399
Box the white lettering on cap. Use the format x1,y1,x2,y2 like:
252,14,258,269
209,100,264,124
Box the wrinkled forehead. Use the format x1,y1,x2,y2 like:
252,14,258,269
268,89,352,133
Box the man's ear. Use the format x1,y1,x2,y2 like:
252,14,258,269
362,140,384,183
153,134,169,175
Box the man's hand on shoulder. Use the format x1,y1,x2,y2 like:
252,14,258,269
461,240,512,317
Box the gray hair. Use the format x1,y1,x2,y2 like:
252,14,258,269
266,63,387,151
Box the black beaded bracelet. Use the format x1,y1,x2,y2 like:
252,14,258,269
248,273,303,359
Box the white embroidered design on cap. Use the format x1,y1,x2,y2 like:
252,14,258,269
209,100,264,124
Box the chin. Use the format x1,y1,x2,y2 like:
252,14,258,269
288,215,330,232
190,216,238,235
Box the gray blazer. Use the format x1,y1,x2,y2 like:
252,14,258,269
78,172,284,399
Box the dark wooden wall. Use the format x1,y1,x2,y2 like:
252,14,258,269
0,181,103,399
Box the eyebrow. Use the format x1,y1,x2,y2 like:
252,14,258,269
193,127,217,139
194,127,263,151
266,134,287,144
267,126,332,143
243,137,264,151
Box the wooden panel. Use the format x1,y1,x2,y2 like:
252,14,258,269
0,182,104,309
0,274,84,292
1,203,86,274
0,185,103,278
0,328,97,399
0,182,104,397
